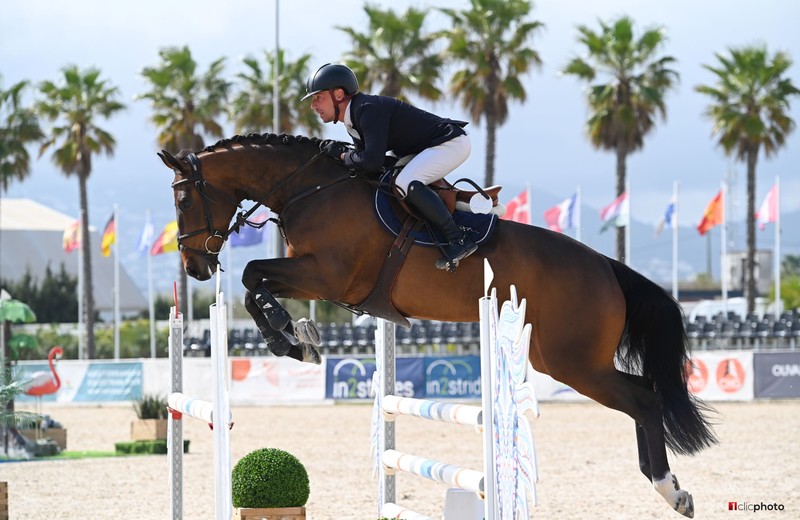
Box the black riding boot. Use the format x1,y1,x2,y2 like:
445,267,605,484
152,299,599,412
406,180,478,271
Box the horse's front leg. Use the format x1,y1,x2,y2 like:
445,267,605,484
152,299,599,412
244,289,321,364
242,256,340,365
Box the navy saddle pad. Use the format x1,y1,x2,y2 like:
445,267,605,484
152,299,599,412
372,173,497,247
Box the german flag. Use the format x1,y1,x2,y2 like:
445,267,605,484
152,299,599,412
101,213,116,257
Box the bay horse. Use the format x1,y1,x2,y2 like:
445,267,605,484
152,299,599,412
158,132,715,517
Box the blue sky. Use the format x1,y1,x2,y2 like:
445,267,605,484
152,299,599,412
2,0,799,295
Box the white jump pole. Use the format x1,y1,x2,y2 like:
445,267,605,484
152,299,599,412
168,271,233,520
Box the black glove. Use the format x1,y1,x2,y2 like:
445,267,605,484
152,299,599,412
320,140,348,161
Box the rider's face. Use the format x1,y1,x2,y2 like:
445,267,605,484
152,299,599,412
310,89,344,123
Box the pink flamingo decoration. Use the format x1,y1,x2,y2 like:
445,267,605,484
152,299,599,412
24,345,63,397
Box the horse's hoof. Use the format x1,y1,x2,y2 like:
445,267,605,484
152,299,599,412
674,490,694,518
294,318,321,346
300,343,322,365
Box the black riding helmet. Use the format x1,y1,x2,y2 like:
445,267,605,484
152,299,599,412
301,63,359,100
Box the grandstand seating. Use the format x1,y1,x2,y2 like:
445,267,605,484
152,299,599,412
183,308,800,356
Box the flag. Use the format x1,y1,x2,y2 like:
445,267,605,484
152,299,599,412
543,193,577,233
501,189,530,224
62,220,81,253
230,212,270,247
755,184,778,231
599,192,628,232
655,197,676,236
136,213,154,256
150,221,179,256
101,213,116,257
697,190,723,235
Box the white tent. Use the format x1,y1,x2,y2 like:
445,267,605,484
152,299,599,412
0,198,146,312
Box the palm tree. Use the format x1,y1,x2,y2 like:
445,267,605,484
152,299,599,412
231,50,322,135
696,46,799,313
439,0,544,187
562,16,679,262
36,65,126,359
1,75,43,192
0,75,42,307
337,4,444,102
138,46,231,317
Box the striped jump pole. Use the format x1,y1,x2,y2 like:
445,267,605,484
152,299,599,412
373,259,539,520
168,272,233,520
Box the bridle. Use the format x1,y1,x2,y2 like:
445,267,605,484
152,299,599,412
169,149,335,268
170,153,239,269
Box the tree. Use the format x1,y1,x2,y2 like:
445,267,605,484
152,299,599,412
696,46,799,313
231,50,322,135
439,0,544,187
138,46,231,319
562,16,679,262
0,264,78,323
36,65,126,358
0,75,43,192
337,4,444,102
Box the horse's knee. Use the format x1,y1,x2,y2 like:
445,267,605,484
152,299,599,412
241,262,262,289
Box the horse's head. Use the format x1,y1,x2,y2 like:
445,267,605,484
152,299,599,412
158,149,240,281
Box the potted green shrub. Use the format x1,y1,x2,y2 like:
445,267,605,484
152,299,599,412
232,448,310,520
130,394,169,441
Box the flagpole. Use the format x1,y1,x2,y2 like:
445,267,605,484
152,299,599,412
113,204,120,360
575,185,582,243
721,180,728,315
625,181,631,267
146,210,156,358
78,238,84,360
227,246,234,330
672,181,679,300
775,175,781,320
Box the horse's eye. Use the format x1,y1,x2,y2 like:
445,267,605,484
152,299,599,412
178,197,192,211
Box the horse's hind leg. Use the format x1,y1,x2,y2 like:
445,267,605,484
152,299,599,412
568,369,695,518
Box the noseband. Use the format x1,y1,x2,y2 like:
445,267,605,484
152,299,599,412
170,153,241,268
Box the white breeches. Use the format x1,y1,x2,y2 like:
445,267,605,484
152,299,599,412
394,134,471,197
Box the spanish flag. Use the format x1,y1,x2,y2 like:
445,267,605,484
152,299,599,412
62,220,81,253
697,190,723,236
150,220,179,256
101,214,116,257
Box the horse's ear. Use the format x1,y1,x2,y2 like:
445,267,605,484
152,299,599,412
157,150,182,172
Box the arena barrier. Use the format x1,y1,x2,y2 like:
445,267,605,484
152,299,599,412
167,280,233,520
372,260,539,519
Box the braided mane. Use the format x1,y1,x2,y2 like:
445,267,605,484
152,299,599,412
202,132,322,153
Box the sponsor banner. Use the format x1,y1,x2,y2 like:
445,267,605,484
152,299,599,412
686,351,753,401
754,351,800,399
325,356,423,400
423,356,482,399
15,361,142,403
230,357,325,404
73,362,143,402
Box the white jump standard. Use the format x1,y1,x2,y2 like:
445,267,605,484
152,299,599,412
372,259,539,520
167,282,233,520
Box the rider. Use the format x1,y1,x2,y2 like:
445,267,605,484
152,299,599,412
302,63,478,271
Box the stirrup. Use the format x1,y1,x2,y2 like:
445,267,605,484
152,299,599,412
435,241,478,272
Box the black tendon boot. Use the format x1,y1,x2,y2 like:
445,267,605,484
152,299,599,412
252,285,291,331
406,180,478,271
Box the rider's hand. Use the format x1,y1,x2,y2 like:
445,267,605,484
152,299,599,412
320,140,348,161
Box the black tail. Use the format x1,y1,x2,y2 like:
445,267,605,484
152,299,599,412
608,257,718,456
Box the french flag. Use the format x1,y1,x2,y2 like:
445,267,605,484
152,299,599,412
543,193,577,233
